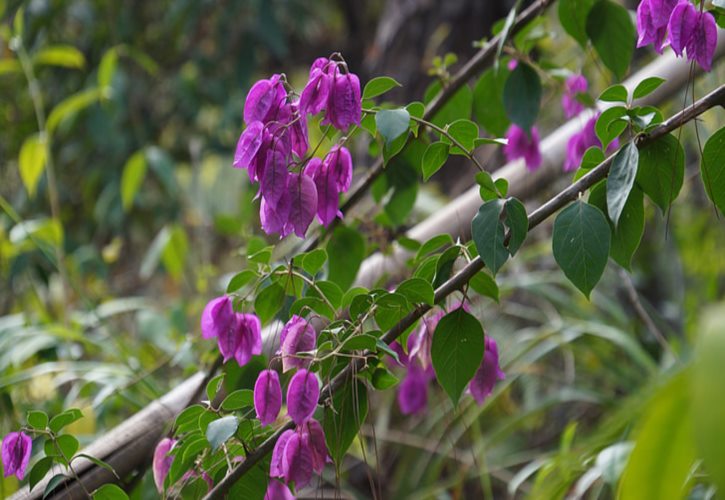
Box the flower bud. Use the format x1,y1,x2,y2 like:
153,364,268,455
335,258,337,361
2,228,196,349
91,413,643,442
152,438,176,492
1,431,31,480
287,369,320,425
254,369,282,426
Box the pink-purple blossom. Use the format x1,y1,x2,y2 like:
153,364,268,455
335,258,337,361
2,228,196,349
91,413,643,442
287,369,320,425
300,419,332,474
468,336,505,404
269,418,330,491
265,480,295,500
214,311,262,366
562,75,588,119
201,295,234,340
254,369,283,426
504,125,542,171
1,431,31,480
152,438,176,492
397,366,432,415
282,432,314,488
563,114,619,172
279,316,317,372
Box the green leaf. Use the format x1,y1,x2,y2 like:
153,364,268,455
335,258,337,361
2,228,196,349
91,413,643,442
431,308,485,405
496,3,519,60
442,119,479,154
477,170,500,201
74,454,119,479
396,278,435,306
471,199,508,275
254,283,285,324
120,149,147,211
206,415,239,451
415,234,453,262
206,373,225,402
376,108,410,145
48,408,83,433
503,63,541,132
228,461,269,500
43,474,67,499
29,456,54,492
552,201,611,298
619,372,695,500
598,84,628,103
174,405,205,433
27,410,48,430
589,183,644,270
92,484,129,500
226,269,259,294
161,224,188,281
606,143,639,226
327,225,365,290
504,197,528,256
469,271,500,303
636,134,685,214
586,0,635,80
362,76,401,99
632,77,665,100
429,83,473,128
473,67,510,136
47,88,102,134
558,0,595,46
342,287,368,309
301,249,327,276
98,47,119,89
33,45,85,69
406,101,425,136
221,389,254,411
341,334,378,352
19,134,47,198
323,379,368,463
595,106,627,151
421,142,450,181
46,434,79,464
700,126,725,216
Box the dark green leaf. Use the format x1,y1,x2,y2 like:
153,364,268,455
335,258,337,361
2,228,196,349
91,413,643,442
429,83,473,128
376,108,410,145
327,225,365,290
206,373,225,402
415,234,453,262
469,272,500,303
473,67,510,136
27,410,48,430
586,0,636,80
323,379,368,463
442,119,479,154
370,366,399,390
301,249,327,276
342,287,368,309
504,197,528,255
503,63,541,131
226,269,258,294
595,106,627,151
636,134,685,213
290,297,335,320
206,415,238,451
700,126,725,216
471,199,508,275
552,201,611,298
48,408,83,433
396,278,435,306
29,457,54,492
46,435,79,464
558,0,595,46
607,143,639,226
598,84,628,103
362,76,401,99
43,474,67,499
92,484,129,500
254,283,285,324
228,461,269,500
433,245,461,288
476,170,500,201
341,334,378,352
632,77,666,100
421,142,450,181
221,389,254,411
406,101,425,136
175,405,205,433
431,308,485,405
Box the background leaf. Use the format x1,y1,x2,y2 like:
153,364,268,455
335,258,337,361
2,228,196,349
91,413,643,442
503,62,541,131
607,143,639,226
19,134,47,198
586,0,635,80
700,126,725,216
471,199,507,275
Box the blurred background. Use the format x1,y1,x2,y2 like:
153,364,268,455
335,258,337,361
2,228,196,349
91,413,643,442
1,0,724,497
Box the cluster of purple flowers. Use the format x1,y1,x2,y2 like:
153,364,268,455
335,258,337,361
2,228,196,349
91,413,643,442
637,0,717,71
152,438,213,493
390,306,505,415
233,56,361,239
1,431,32,480
201,295,262,366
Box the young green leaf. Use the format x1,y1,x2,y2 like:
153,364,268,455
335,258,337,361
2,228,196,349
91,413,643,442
442,119,479,154
598,84,628,103
362,76,401,99
632,77,666,100
27,410,48,430
469,271,500,303
376,108,411,145
585,0,635,80
431,308,485,405
221,389,254,411
422,142,450,181
700,126,725,216
48,408,83,433
504,197,528,256
503,62,541,131
92,483,129,500
471,199,508,275
607,143,639,226
552,201,611,298
33,45,85,69
19,134,47,199
595,106,627,151
301,248,327,276
120,149,147,211
636,134,685,213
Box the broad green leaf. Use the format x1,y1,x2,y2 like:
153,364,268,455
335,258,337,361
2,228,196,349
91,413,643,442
700,126,725,216
33,45,85,69
226,269,258,294
174,405,204,433
19,134,47,198
290,297,334,320
327,225,365,290
254,283,285,324
558,0,595,46
636,134,684,213
586,0,635,80
29,457,54,492
98,47,119,89
619,372,695,500
442,119,479,154
206,373,225,401
362,76,401,99
92,484,129,500
473,67,510,136
161,224,188,281
503,62,541,131
469,271,500,303
342,287,368,309
47,88,102,134
433,245,461,288
308,280,343,309
228,460,269,500
221,389,254,411
415,233,453,262
341,334,378,352
301,248,327,276
396,278,435,306
45,435,79,464
607,143,639,226
422,142,450,181
27,410,48,430
598,84,628,103
376,108,410,145
590,183,645,270
504,197,528,256
431,308,485,405
120,149,147,211
471,199,507,275
476,170,500,201
552,201,611,298
49,408,83,433
595,106,627,151
206,415,238,451
323,379,368,463
43,474,67,499
430,83,473,128
632,77,665,100
406,101,425,136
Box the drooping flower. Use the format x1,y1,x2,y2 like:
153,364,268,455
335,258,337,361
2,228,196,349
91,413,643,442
299,67,332,117
235,313,263,366
279,316,317,372
282,432,314,488
469,336,505,404
307,158,342,227
289,103,309,157
261,195,291,238
650,0,678,28
323,145,353,193
287,369,320,425
668,1,699,57
233,121,265,170
152,438,176,492
301,419,331,474
323,68,362,131
561,75,588,119
254,369,283,426
504,125,542,171
244,74,288,125
270,430,295,478
636,0,670,53
563,114,619,172
201,295,235,340
1,432,31,480
216,315,241,362
284,174,318,238
259,144,291,208
397,367,430,415
265,479,295,500
685,10,717,72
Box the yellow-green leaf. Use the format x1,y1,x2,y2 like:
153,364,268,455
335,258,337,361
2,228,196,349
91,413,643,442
33,45,85,69
19,134,47,198
47,88,102,134
120,150,147,211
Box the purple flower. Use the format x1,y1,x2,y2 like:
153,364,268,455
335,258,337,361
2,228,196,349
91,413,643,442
504,125,542,171
234,121,265,170
301,419,331,474
259,144,290,208
323,145,353,193
307,159,341,227
284,173,318,238
287,369,320,425
563,115,619,172
254,369,283,426
2,432,31,480
562,75,588,119
235,313,263,366
261,195,292,238
265,480,295,500
407,312,443,371
685,10,717,72
397,367,430,415
668,1,699,57
282,432,313,489
201,295,234,340
300,67,332,117
636,0,668,53
650,0,678,28
323,68,362,132
152,438,176,492
244,74,287,125
469,337,505,404
289,103,309,157
279,315,317,372
270,430,295,478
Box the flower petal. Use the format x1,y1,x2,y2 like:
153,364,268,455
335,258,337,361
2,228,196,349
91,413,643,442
287,369,320,425
285,173,318,238
283,432,313,489
270,430,295,478
254,369,282,426
280,316,317,372
152,438,176,492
